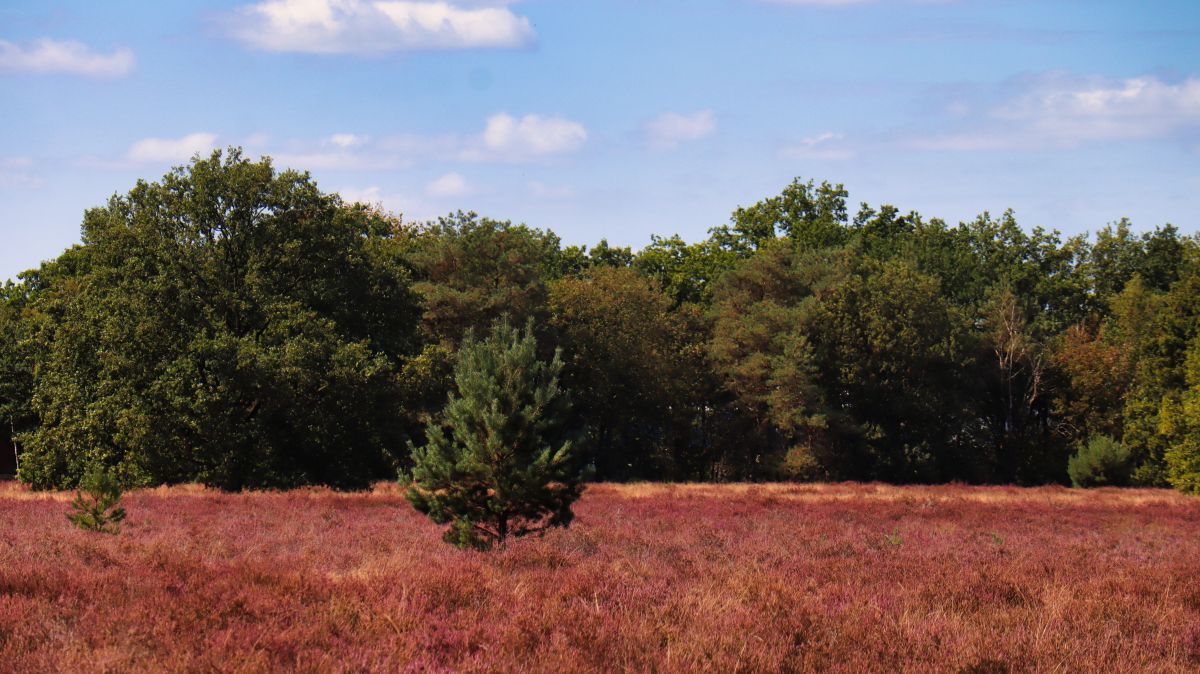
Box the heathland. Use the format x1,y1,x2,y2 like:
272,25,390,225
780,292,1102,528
2,481,1198,673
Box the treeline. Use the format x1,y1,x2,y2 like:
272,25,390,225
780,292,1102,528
1,150,1198,493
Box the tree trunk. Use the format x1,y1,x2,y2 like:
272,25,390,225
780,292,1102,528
9,420,18,478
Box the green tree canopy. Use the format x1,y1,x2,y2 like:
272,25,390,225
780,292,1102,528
405,211,562,347
17,149,419,490
3,163,1198,496
709,243,974,481
549,266,698,479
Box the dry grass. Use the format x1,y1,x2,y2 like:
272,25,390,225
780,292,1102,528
588,480,1196,507
1,481,1198,673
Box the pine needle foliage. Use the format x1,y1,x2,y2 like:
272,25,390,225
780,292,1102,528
67,468,127,533
1067,435,1132,488
406,319,588,550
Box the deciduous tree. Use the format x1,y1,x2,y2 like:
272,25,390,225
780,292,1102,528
18,149,419,489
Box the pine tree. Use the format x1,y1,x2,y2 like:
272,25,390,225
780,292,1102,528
406,319,588,550
66,468,127,534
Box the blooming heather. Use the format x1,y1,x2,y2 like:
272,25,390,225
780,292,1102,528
0,481,1197,672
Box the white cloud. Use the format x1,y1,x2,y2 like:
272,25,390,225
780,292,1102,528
0,38,134,77
644,109,716,150
425,171,468,197
465,113,588,162
337,184,437,221
913,73,1200,151
230,0,535,54
996,74,1200,142
339,185,384,204
272,130,459,170
271,150,409,170
780,132,854,160
117,112,586,176
267,132,404,170
270,113,587,169
126,133,219,163
329,133,365,148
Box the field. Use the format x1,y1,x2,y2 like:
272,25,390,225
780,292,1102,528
1,482,1199,673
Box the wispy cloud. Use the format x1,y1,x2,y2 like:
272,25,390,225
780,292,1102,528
758,0,878,5
995,74,1200,142
337,184,439,221
338,185,386,205
229,0,535,54
0,157,41,190
272,113,588,170
329,133,366,148
911,73,1200,151
271,150,411,170
76,133,266,171
90,111,587,177
527,180,573,199
644,110,716,150
127,133,219,163
425,171,469,197
0,38,134,77
779,132,854,160
757,0,956,5
271,132,409,170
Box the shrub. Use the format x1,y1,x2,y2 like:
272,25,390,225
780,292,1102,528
66,468,127,533
406,319,589,550
1067,435,1132,488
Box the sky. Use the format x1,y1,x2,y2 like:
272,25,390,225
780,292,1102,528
1,0,1198,281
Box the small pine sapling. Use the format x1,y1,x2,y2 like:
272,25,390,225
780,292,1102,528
67,468,127,533
406,319,589,550
1067,435,1132,488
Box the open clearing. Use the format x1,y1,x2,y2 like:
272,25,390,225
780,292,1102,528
1,481,1198,673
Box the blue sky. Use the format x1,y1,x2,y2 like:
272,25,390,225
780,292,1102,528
1,0,1198,281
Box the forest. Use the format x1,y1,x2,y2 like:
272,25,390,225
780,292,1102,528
1,149,1198,495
